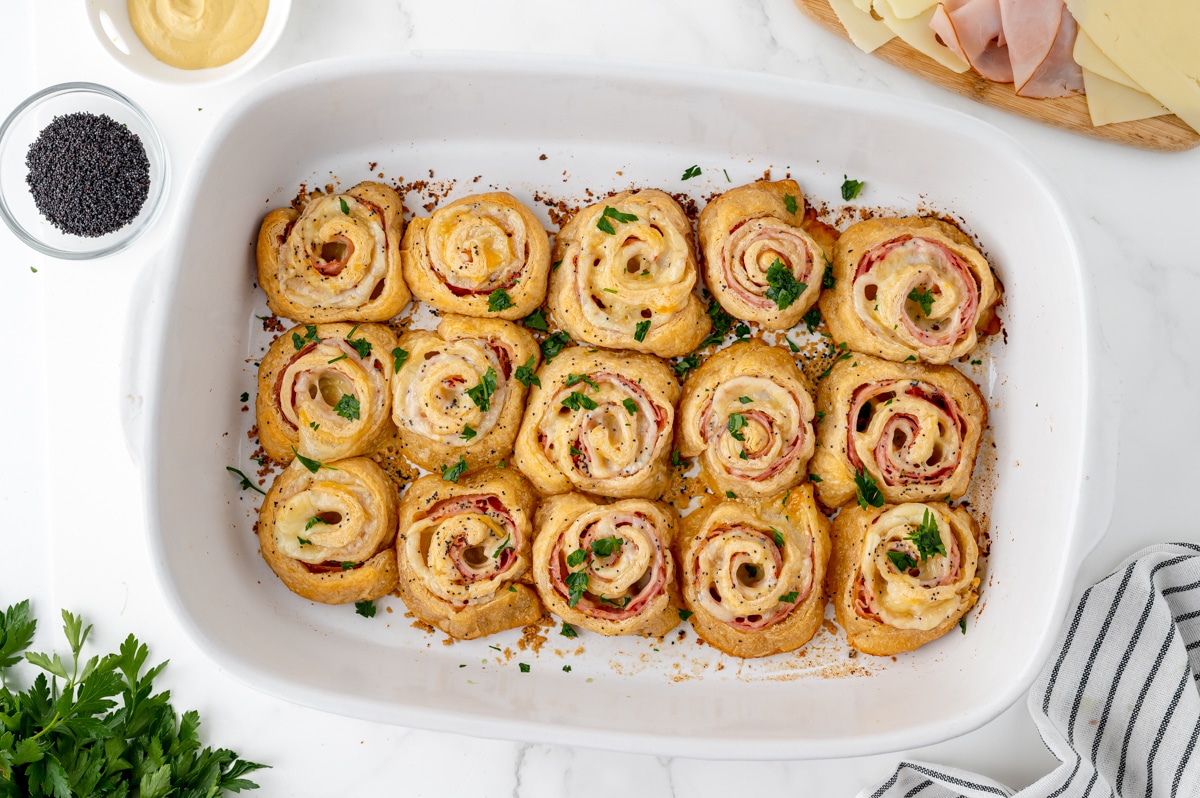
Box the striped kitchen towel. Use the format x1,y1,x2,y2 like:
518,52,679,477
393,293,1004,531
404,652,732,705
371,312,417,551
861,542,1200,798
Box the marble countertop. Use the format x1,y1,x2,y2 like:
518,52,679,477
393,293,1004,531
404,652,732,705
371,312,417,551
4,1,1198,795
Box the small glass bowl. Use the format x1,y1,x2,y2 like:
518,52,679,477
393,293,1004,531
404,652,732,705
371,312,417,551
0,82,169,260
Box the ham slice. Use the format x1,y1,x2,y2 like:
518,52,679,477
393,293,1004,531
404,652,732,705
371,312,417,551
998,0,1083,97
929,0,1013,83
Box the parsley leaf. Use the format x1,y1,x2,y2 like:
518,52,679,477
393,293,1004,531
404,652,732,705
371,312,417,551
841,176,865,201
959,617,968,634
904,355,917,362
784,193,798,215
345,326,372,359
671,450,686,468
809,473,823,483
461,424,477,441
802,307,823,333
392,347,410,373
240,391,250,403
772,527,784,547
634,319,651,342
673,353,701,379
566,549,588,568
492,533,512,559
226,466,266,495
334,393,360,421
519,662,531,673
822,267,836,291
566,372,600,391
304,516,329,531
779,591,800,603
727,412,748,441
853,468,885,510
565,571,588,607
487,288,514,313
355,600,376,618
765,258,806,310
441,456,468,482
590,537,623,558
678,609,694,622
292,324,319,350
523,309,549,332
297,536,312,545
327,353,349,364
622,398,638,415
560,622,578,638
907,509,948,561
681,164,701,180
465,367,498,412
725,490,737,499
698,298,734,348
514,355,541,388
340,197,350,214
738,396,752,404
908,287,935,316
340,561,356,570
887,550,917,572
561,391,599,411
541,331,573,361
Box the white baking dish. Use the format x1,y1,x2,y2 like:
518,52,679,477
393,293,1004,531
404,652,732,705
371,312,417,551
139,53,1112,759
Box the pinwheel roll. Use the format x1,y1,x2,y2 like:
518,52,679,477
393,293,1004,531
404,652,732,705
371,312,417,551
395,467,542,639
257,322,397,464
809,354,986,509
258,457,399,604
819,217,1001,364
677,341,816,499
532,493,681,636
513,347,679,499
548,189,708,358
698,180,829,329
829,501,980,656
401,192,551,319
257,181,410,323
390,315,539,473
677,486,830,658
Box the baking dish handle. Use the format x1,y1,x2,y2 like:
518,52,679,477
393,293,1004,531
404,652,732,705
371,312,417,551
119,257,165,467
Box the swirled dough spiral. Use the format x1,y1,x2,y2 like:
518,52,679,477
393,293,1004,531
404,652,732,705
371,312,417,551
257,322,397,464
513,347,679,499
258,457,399,604
698,180,829,329
809,354,986,508
829,501,979,655
390,315,540,473
677,487,830,658
532,493,681,636
401,192,551,319
678,341,816,499
819,217,1001,364
257,181,411,323
547,189,708,357
395,467,542,639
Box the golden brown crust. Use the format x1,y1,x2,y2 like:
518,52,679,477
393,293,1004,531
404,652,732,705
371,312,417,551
698,180,829,329
512,346,679,498
677,341,816,499
676,487,830,658
532,493,682,636
819,217,1001,364
547,189,708,357
257,181,411,323
390,315,540,474
809,354,986,508
828,502,979,656
256,322,398,464
258,458,399,604
394,467,542,639
401,192,551,319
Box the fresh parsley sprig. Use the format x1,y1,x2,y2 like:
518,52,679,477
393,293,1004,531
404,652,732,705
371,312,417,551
513,355,540,388
765,258,806,311
487,288,514,313
465,368,498,412
853,467,885,510
906,509,948,562
225,466,266,496
596,206,638,235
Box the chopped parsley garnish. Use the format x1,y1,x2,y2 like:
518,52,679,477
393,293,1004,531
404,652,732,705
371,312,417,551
634,319,651,342
461,424,477,441
622,398,638,415
739,450,748,460
785,336,801,353
841,176,865,201
565,571,588,608
907,509,948,561
734,322,751,339
392,347,409,373
465,367,498,412
671,450,686,468
492,533,512,559
959,617,967,634
596,205,638,234
699,299,735,348
523,309,549,332
441,456,468,483
552,259,562,271
570,445,584,456
291,447,336,474
339,197,350,214
736,396,752,405
514,355,541,388
340,561,355,570
725,491,737,499
602,287,618,294
297,536,311,546
292,324,319,350
822,265,836,291
327,354,348,364
541,331,573,361
355,600,376,618
334,393,360,421
681,164,701,180
304,516,329,531
765,258,806,310
239,391,249,402
678,609,694,621
771,527,784,547
561,391,599,411
908,287,935,316
727,412,748,441
487,288,515,312
673,353,702,379
345,326,372,358
779,591,800,603
590,537,623,558
814,410,826,423
598,595,632,608
566,549,588,568
723,168,731,182
563,665,572,672
565,373,600,392
225,466,266,495
560,622,578,638
784,193,798,215
904,355,917,362
887,550,918,573
809,473,823,483
744,565,758,579
802,307,822,333
853,467,885,510
518,663,530,673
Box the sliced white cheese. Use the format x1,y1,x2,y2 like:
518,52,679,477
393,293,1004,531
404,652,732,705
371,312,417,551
1065,0,1200,134
1073,30,1143,93
877,0,939,20
1082,69,1169,127
872,0,969,73
851,0,873,13
830,0,896,53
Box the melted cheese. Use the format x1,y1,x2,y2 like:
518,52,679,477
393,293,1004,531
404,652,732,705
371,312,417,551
872,0,969,73
1082,69,1169,126
830,0,896,53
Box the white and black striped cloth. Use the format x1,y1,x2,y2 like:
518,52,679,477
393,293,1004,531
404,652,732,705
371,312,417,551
861,543,1200,798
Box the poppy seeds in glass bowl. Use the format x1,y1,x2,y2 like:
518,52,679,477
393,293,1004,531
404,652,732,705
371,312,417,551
25,112,150,238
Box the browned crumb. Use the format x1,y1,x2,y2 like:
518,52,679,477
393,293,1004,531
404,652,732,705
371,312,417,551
539,154,548,161
517,614,554,654
410,619,436,635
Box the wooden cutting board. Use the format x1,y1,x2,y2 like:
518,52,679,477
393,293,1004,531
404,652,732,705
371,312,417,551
793,0,1200,152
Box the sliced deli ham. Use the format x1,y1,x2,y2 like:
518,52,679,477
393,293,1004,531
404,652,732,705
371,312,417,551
998,0,1083,98
929,0,1013,83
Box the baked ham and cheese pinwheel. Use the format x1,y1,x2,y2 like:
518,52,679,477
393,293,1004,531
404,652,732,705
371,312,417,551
257,322,397,464
532,493,681,636
677,487,830,658
829,501,980,656
677,341,816,499
401,192,551,319
390,315,539,474
513,347,679,499
698,180,830,329
819,217,1001,364
809,354,986,508
547,189,709,358
395,468,541,639
258,457,398,604
257,181,410,323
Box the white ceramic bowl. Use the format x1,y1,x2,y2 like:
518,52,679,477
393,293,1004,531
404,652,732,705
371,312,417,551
135,53,1113,759
84,0,291,85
